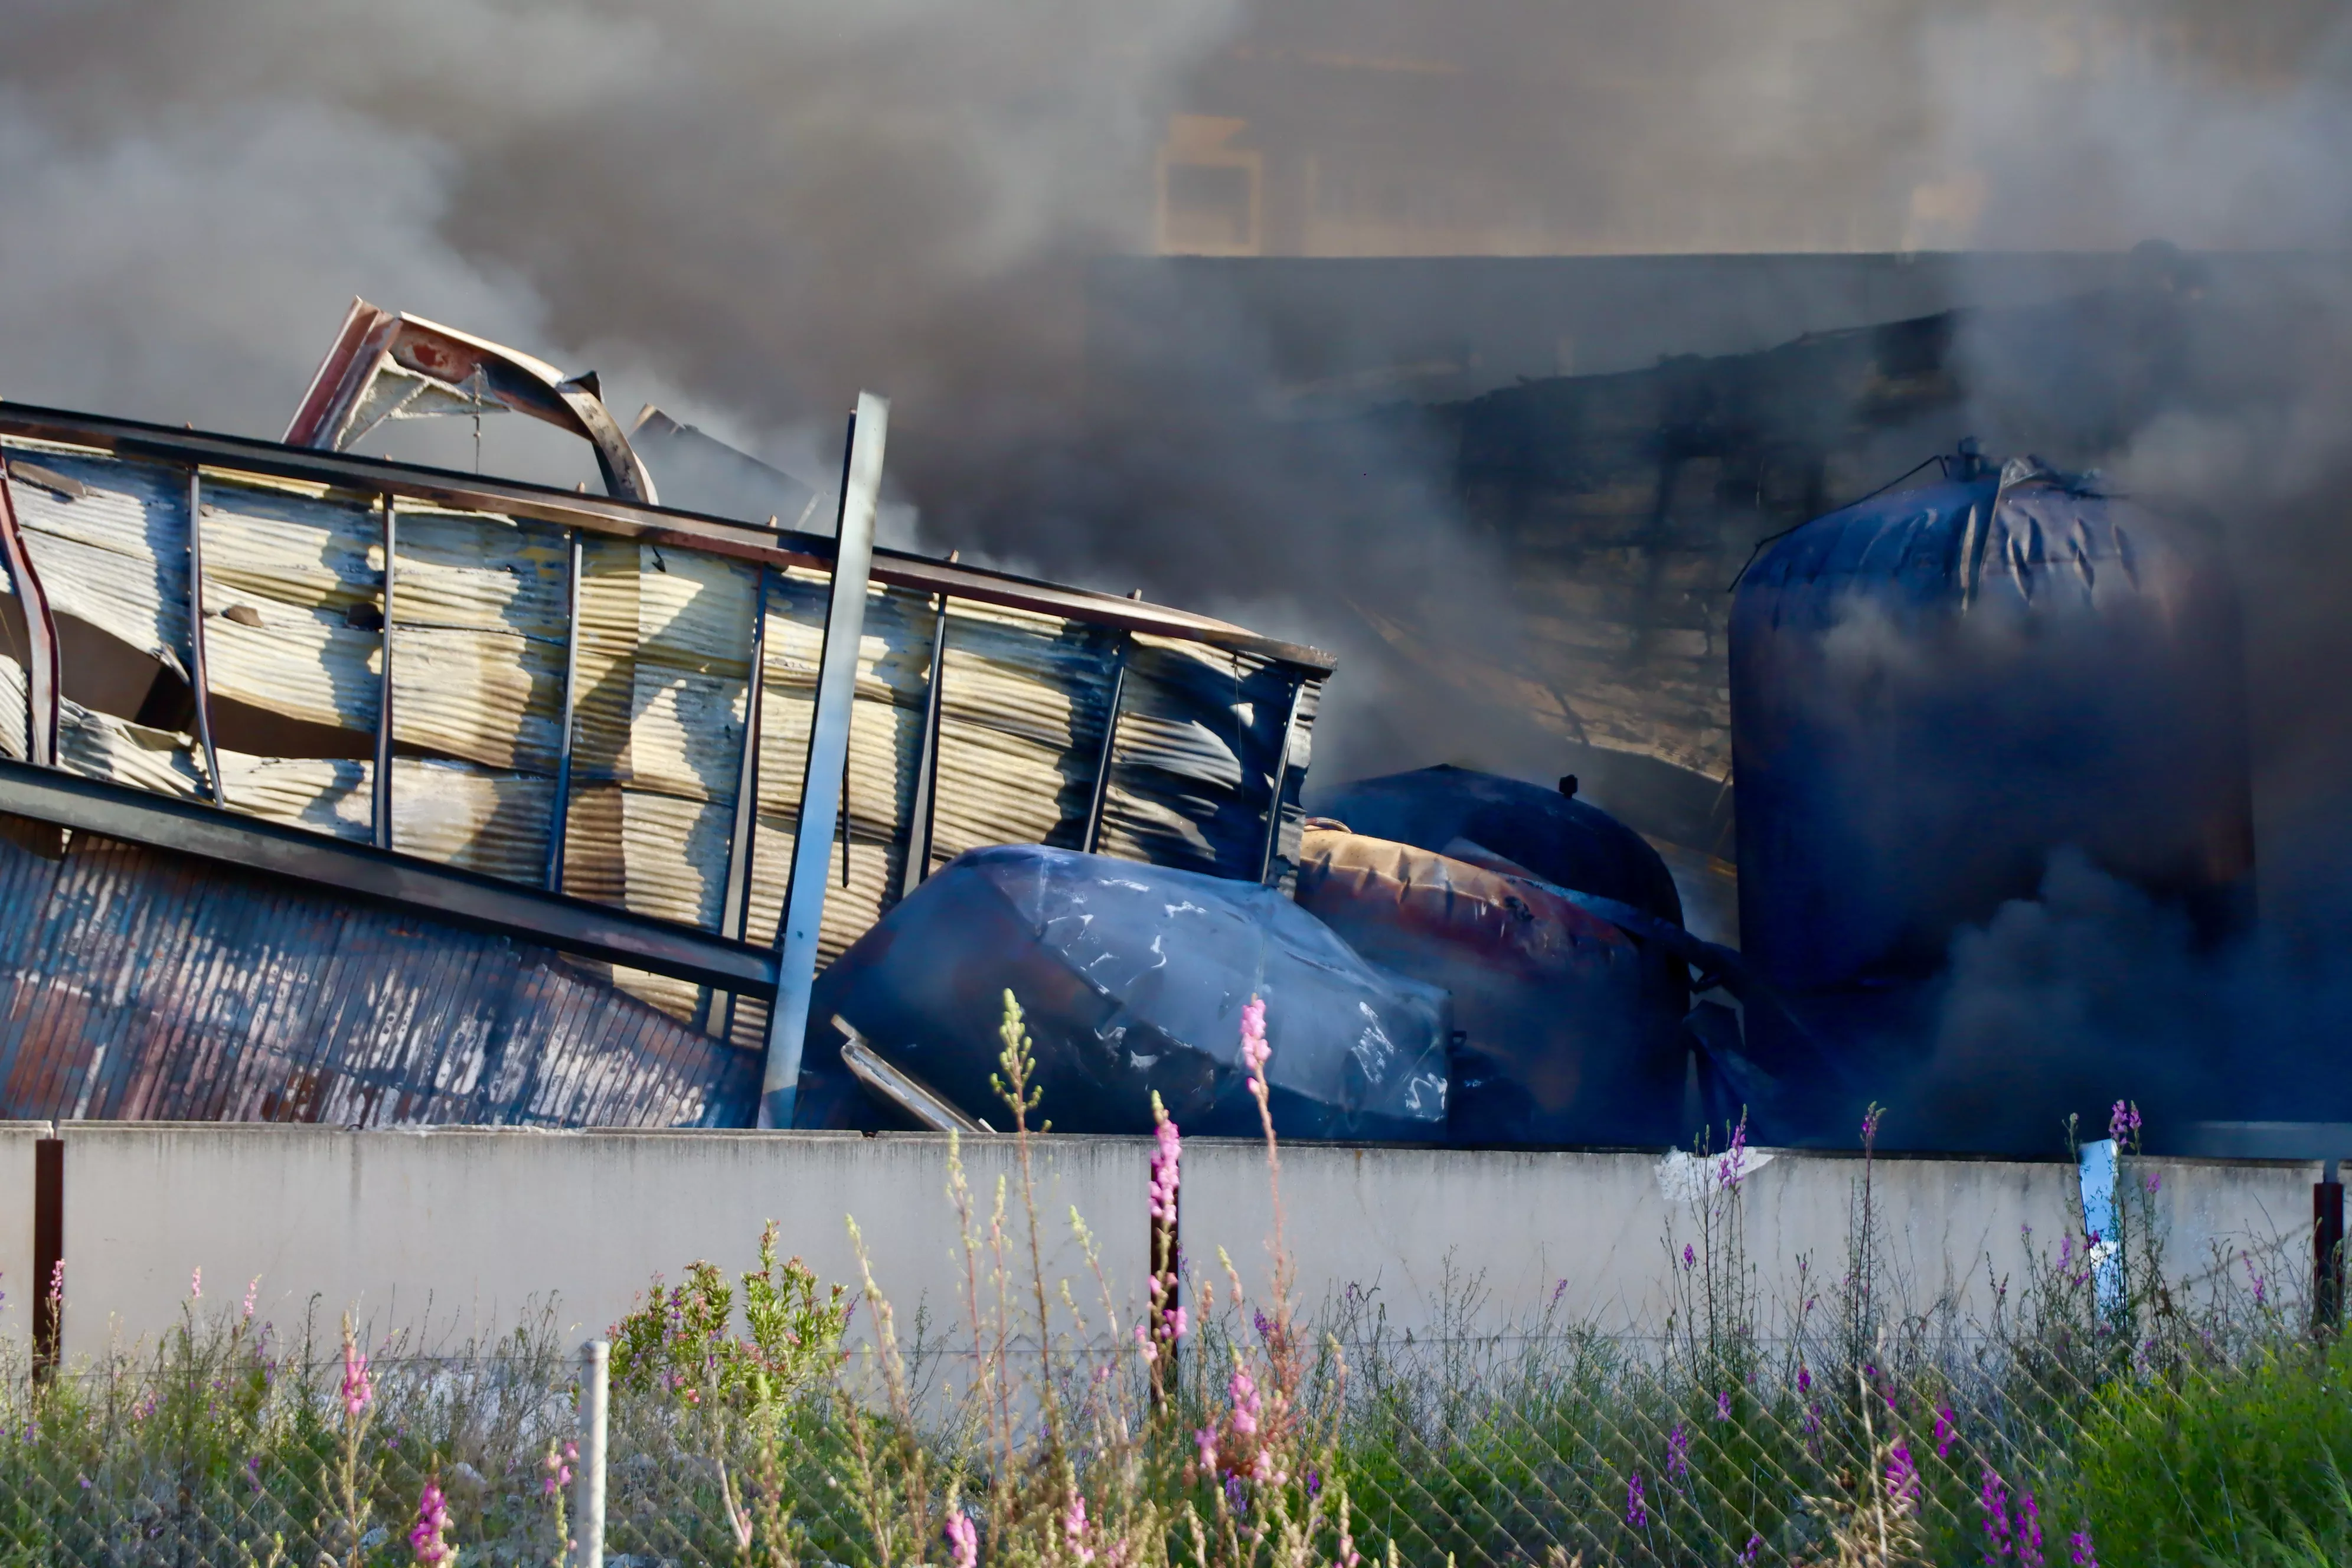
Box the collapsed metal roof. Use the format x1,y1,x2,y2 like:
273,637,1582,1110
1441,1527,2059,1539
0,305,1333,1126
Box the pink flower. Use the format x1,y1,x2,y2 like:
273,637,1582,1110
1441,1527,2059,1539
1718,1113,1750,1191
541,1441,574,1497
1133,1322,1157,1364
1063,1494,1094,1564
2144,1172,2161,1195
945,1510,978,1568
1885,1443,1922,1513
1228,1368,1261,1437
1149,1112,1182,1226
1240,997,1270,1090
190,1267,202,1301
242,1277,260,1321
409,1478,456,1566
1194,1426,1219,1475
339,1327,373,1419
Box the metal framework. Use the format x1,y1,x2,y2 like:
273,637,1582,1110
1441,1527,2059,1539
0,757,776,997
0,399,1335,1124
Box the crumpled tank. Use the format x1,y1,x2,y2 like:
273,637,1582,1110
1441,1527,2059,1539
1295,825,1686,1145
796,844,1452,1141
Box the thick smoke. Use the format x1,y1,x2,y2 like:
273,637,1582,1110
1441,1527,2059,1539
2,0,2351,1148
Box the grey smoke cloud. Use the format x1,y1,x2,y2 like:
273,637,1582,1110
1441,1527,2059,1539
2,0,2352,1149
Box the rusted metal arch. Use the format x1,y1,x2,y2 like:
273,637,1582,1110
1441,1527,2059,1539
285,298,660,505
0,403,1336,676
0,757,778,999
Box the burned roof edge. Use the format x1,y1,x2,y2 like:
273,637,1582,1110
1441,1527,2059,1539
0,400,1338,675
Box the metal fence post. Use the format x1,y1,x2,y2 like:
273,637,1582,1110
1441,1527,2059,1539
573,1338,609,1568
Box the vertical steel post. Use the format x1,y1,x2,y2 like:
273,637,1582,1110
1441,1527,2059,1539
2318,1161,2344,1337
761,393,888,1129
0,471,60,769
708,567,771,1040
570,1339,609,1568
372,495,397,851
184,471,224,805
30,1136,60,1383
897,597,950,903
1080,637,1130,856
546,528,584,893
1256,675,1305,884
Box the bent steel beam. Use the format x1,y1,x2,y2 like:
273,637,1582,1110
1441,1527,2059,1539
0,471,60,768
0,757,777,997
761,393,888,1128
285,298,659,505
184,470,224,805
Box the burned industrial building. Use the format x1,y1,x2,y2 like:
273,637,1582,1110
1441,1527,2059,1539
0,235,2327,1153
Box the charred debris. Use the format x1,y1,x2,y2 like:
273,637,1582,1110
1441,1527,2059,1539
0,273,2271,1149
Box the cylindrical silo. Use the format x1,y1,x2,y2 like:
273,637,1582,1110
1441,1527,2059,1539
1730,452,2254,1102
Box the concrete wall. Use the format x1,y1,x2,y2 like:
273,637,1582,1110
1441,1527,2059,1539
1175,1140,2321,1337
41,1124,2325,1358
0,1122,46,1345
56,1125,1147,1360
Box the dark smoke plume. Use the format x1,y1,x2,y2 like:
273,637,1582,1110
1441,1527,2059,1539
2,0,2352,1151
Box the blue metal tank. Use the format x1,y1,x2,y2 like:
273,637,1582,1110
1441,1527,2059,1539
1729,452,2253,1094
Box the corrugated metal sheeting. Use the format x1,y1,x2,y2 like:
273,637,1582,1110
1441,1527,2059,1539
0,418,1327,1103
0,819,756,1126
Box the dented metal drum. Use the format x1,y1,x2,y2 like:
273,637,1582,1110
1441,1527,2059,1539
1729,456,2254,1079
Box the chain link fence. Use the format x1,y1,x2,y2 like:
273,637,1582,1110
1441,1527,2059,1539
0,1142,2331,1566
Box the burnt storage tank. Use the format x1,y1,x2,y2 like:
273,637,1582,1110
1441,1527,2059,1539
1729,453,2254,1103
1309,767,1696,1144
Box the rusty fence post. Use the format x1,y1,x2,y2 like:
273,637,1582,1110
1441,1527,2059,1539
31,1135,61,1381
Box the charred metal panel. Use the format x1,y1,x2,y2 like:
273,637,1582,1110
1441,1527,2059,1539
0,816,756,1126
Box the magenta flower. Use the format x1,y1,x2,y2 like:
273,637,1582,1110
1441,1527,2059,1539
1666,1423,1690,1481
339,1331,373,1419
1228,1367,1261,1437
1885,1443,1922,1513
2108,1100,2141,1147
1719,1113,1750,1191
1861,1104,1884,1149
1716,1390,1732,1422
2144,1172,2161,1196
1240,996,1271,1090
2068,1529,2098,1567
1935,1404,1957,1459
1980,1467,2014,1564
1683,1244,1697,1271
541,1440,574,1497
1796,1365,1812,1394
1625,1472,1648,1528
2017,1489,2046,1568
945,1511,978,1568
1739,1534,1763,1565
1149,1104,1182,1225
409,1478,456,1566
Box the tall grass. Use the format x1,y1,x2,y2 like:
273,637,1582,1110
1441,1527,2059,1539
0,1027,2335,1568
